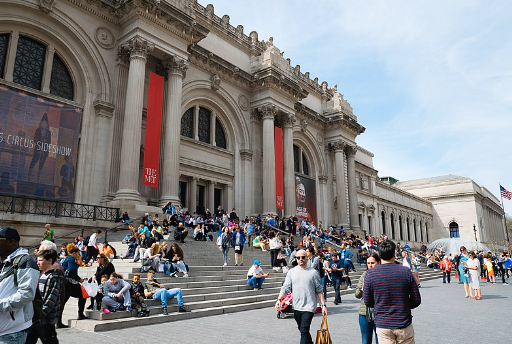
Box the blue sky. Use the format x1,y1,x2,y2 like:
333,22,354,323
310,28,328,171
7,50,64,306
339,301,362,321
205,1,512,203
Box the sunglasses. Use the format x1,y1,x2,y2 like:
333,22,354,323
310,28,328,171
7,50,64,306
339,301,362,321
296,256,307,260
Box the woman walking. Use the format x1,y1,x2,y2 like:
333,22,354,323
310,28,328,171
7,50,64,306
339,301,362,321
465,251,482,300
220,227,231,266
61,244,87,321
232,225,246,266
355,254,381,344
269,231,282,271
458,246,472,298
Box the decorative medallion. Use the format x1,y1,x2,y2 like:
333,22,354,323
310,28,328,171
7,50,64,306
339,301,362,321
316,133,323,145
238,94,249,111
95,27,116,49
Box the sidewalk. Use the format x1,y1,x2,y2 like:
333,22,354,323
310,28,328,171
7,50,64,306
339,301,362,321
56,277,511,343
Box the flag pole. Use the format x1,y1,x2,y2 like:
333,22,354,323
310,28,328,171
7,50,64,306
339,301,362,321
499,183,510,252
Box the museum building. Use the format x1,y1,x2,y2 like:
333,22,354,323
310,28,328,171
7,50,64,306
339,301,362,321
4,0,505,247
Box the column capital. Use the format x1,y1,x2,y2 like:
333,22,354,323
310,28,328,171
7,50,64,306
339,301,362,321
122,37,154,60
331,140,346,153
345,144,357,157
318,175,328,184
250,108,262,123
240,149,253,161
260,103,278,120
116,46,130,67
166,55,189,78
281,113,296,128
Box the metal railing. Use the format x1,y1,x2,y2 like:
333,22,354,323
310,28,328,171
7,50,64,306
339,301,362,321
0,193,120,222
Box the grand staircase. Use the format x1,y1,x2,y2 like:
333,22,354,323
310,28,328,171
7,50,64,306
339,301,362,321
62,229,442,332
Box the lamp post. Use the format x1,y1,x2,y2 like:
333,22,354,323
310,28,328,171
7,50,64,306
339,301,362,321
473,224,478,251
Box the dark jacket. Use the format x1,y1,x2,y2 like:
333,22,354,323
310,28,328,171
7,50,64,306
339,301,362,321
39,270,63,325
94,262,115,282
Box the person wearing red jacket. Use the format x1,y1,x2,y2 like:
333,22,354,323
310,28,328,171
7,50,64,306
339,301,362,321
440,257,453,283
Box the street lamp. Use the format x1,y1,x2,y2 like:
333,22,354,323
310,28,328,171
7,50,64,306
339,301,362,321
473,224,478,242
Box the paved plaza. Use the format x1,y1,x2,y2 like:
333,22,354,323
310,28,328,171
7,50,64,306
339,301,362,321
56,277,511,344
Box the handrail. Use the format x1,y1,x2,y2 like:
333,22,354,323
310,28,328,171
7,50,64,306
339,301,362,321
264,222,343,250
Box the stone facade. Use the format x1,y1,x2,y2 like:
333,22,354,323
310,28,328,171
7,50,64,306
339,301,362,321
1,0,437,244
395,175,508,249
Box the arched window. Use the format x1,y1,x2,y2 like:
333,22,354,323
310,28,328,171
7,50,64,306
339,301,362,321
13,36,46,90
399,216,403,240
390,213,395,239
181,106,228,149
381,211,386,234
50,53,74,100
0,34,8,78
180,107,194,138
215,118,226,149
198,107,211,143
302,152,309,176
293,144,311,176
449,222,460,238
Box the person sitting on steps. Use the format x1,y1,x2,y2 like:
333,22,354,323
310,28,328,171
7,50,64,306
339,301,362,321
143,270,190,315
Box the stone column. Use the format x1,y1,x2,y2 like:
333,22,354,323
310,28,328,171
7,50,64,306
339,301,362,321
333,141,348,228
227,184,234,212
160,56,189,205
346,144,361,233
103,48,129,202
189,177,197,214
318,175,328,227
114,37,154,203
261,104,277,216
240,149,253,216
208,180,215,212
41,45,55,93
282,113,296,218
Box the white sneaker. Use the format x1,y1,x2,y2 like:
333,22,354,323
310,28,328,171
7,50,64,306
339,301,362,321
223,263,227,266
183,273,189,278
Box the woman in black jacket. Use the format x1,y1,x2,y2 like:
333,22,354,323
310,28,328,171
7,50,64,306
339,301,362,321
87,254,115,310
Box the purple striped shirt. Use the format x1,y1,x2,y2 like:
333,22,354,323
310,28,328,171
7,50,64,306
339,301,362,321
363,262,421,329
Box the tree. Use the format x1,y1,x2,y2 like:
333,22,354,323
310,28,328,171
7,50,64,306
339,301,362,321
506,214,512,250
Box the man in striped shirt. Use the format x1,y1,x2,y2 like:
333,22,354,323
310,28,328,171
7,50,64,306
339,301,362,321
363,240,421,344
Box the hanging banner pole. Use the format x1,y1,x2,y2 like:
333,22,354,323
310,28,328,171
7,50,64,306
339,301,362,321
142,72,164,188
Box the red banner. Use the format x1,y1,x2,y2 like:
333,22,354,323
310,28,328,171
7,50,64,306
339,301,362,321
142,72,164,187
274,126,284,209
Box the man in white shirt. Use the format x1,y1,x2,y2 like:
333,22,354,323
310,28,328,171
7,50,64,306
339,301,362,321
402,251,412,271
86,229,101,264
247,260,269,290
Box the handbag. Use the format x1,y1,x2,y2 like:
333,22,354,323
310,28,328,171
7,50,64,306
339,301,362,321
81,280,99,298
463,268,470,278
315,314,332,344
366,306,375,326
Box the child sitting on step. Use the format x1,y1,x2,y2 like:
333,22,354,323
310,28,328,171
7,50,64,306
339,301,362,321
130,273,149,317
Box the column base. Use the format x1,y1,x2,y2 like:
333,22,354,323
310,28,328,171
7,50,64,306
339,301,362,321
263,211,277,217
100,192,115,204
159,195,182,207
113,189,141,203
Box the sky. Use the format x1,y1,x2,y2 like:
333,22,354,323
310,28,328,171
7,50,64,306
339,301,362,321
203,0,512,203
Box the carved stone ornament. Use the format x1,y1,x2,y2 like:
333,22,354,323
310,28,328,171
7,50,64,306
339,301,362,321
282,113,296,127
345,144,358,157
95,27,116,49
122,37,154,60
166,56,189,78
300,119,308,132
238,94,249,111
260,103,278,120
211,74,221,91
316,133,323,146
39,0,56,13
331,140,345,153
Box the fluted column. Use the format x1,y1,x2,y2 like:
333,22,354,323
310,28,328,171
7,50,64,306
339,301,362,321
114,37,154,202
160,56,189,205
333,141,348,228
346,144,360,233
103,48,129,202
261,104,277,216
282,113,296,218
240,149,254,216
189,177,197,214
208,180,215,212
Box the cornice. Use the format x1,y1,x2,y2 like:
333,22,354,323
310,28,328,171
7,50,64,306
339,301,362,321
328,113,365,136
376,180,432,206
188,44,253,88
252,67,308,101
294,102,327,128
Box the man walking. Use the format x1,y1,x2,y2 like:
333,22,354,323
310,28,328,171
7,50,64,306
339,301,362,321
26,249,63,344
86,229,101,264
0,226,40,343
363,240,421,344
276,249,327,344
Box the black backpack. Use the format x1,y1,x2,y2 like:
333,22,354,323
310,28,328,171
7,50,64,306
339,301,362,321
12,255,43,322
83,235,91,247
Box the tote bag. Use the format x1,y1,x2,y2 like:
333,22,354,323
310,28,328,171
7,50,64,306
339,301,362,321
315,315,332,344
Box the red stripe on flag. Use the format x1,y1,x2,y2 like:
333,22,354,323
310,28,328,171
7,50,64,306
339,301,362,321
142,72,164,188
274,126,284,209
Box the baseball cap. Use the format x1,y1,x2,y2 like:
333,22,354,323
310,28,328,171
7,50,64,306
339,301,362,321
0,226,21,241
253,260,262,266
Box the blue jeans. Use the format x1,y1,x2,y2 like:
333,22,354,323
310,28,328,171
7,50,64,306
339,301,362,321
163,261,175,276
222,246,229,264
0,331,28,344
359,314,379,344
153,288,184,307
332,276,342,303
247,276,265,288
321,276,328,300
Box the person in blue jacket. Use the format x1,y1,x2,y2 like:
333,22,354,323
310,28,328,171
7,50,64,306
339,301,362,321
232,225,246,266
339,242,354,289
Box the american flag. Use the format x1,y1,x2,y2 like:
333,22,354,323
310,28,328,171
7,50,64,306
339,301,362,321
501,185,512,200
